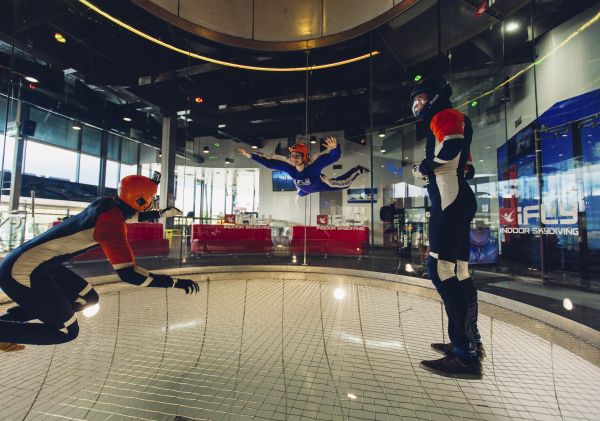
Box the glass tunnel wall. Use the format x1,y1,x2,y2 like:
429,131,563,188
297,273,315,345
1,1,600,297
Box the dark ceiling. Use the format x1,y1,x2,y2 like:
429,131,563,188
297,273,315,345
0,0,596,156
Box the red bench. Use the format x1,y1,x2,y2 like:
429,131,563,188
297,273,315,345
290,226,369,256
73,222,169,261
191,224,273,254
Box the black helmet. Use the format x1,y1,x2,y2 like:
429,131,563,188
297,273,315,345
410,76,452,121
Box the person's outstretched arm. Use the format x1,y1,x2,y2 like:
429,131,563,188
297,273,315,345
238,147,295,174
94,209,199,294
308,137,341,170
134,206,183,223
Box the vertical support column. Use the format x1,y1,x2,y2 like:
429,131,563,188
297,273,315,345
136,142,142,175
97,130,108,197
9,98,26,212
572,122,590,286
160,115,177,228
75,122,83,183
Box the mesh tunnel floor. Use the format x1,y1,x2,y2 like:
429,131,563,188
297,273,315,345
1,272,599,420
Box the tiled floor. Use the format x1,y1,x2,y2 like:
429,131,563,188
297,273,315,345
1,271,599,420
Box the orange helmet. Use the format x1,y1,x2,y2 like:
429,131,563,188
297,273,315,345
118,175,158,212
288,143,309,164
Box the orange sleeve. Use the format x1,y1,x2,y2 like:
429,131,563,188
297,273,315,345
93,208,135,268
430,109,465,143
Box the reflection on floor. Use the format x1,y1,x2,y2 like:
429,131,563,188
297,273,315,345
1,272,599,420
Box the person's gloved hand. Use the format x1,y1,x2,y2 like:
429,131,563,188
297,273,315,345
464,164,475,180
160,207,183,218
412,162,427,180
174,278,200,294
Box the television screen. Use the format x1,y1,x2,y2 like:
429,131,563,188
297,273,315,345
272,171,296,192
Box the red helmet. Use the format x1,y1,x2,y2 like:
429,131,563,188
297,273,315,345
288,143,309,164
118,175,158,212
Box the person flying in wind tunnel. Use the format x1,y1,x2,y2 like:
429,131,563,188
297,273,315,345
410,77,484,379
0,172,199,352
237,137,369,197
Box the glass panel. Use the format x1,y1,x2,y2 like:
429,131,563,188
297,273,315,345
1,134,15,171
82,126,102,156
107,134,120,161
29,108,79,150
119,162,137,179
23,140,77,182
121,139,138,165
105,160,119,188
0,95,17,130
79,153,101,185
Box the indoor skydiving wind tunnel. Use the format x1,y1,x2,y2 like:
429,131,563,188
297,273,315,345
1,0,600,419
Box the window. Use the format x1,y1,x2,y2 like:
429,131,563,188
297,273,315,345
29,108,79,150
79,154,101,186
24,140,77,181
1,135,15,171
121,139,138,165
107,134,120,161
82,126,102,156
119,163,137,179
105,160,119,188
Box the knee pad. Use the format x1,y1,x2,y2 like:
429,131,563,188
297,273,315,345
437,259,456,281
58,315,79,342
73,287,99,312
428,255,455,282
456,260,470,281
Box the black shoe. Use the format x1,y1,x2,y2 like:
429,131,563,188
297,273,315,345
431,343,454,355
432,342,486,360
476,343,486,360
356,165,370,175
420,355,483,379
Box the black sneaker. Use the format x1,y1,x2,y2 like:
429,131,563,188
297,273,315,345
431,342,486,360
420,355,483,379
356,165,370,175
431,343,454,355
476,343,486,360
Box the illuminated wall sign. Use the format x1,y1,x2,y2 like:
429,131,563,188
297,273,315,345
500,202,579,236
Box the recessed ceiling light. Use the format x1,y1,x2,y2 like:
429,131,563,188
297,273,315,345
218,123,226,128
251,145,258,149
24,76,39,83
54,32,66,43
72,120,82,130
505,21,520,32
123,117,132,122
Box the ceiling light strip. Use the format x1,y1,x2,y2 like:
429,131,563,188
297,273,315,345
78,0,379,72
458,10,600,109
